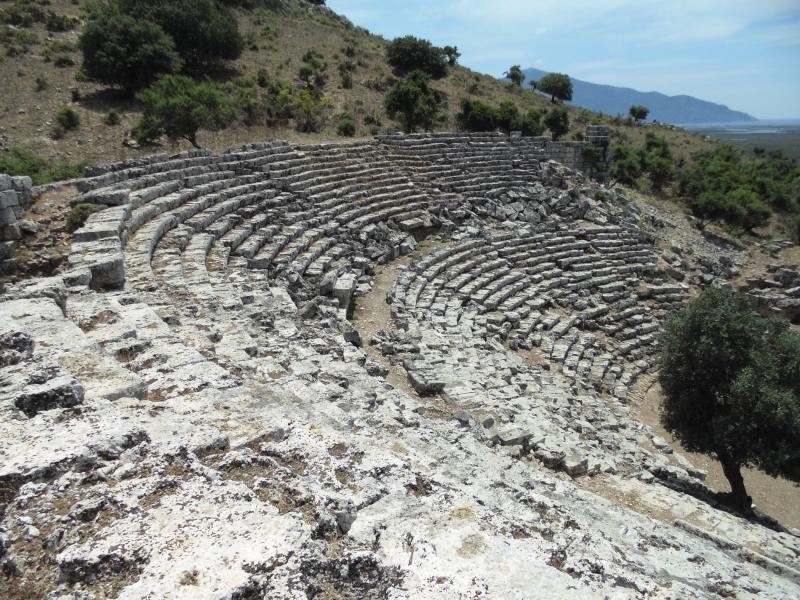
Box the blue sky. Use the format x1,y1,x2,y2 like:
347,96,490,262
327,0,800,119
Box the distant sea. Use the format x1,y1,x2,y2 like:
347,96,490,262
679,119,800,159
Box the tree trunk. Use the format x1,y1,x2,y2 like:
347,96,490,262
719,453,752,514
404,114,414,134
186,132,200,149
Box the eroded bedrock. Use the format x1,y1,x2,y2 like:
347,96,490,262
1,133,798,599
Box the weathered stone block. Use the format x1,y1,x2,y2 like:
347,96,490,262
15,374,85,417
0,189,18,210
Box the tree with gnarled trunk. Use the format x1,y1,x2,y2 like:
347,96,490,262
658,287,800,514
384,70,442,133
504,65,524,87
133,75,237,148
535,72,573,103
629,104,649,124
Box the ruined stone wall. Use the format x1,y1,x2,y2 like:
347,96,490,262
0,174,33,275
513,125,610,179
377,128,610,180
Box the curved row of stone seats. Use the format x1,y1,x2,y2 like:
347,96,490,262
78,140,436,347
65,145,300,289
215,143,442,289
388,223,684,399
85,153,288,377
76,141,292,190
377,134,545,198
62,133,598,294
65,134,586,336
124,175,279,286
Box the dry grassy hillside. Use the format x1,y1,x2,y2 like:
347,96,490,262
0,0,715,168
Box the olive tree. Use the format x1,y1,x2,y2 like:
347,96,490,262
384,70,442,133
629,105,649,123
133,75,237,148
116,0,244,69
504,65,524,87
659,287,800,513
386,36,447,79
535,72,573,103
442,45,461,66
80,13,182,95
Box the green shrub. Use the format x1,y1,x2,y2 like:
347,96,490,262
338,60,355,89
610,145,641,186
457,98,496,132
42,39,76,63
641,134,674,192
543,107,569,140
293,89,330,133
50,125,65,140
45,12,78,32
679,145,798,229
53,55,75,68
364,76,389,92
262,80,295,127
515,110,544,137
43,161,85,183
54,107,80,131
495,100,519,135
66,203,105,233
363,113,381,127
690,188,771,230
629,104,649,123
80,13,182,95
34,75,48,92
0,27,38,56
442,45,460,66
336,115,356,137
0,147,45,179
104,111,121,126
609,134,674,191
0,2,46,28
224,77,261,126
0,147,84,185
259,25,277,40
51,106,80,140
457,98,542,137
298,50,328,94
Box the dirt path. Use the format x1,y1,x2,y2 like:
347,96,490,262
352,240,447,394
630,379,800,530
352,253,418,397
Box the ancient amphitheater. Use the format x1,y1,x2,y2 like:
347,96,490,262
1,132,799,599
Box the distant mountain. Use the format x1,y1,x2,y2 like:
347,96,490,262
519,68,756,124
